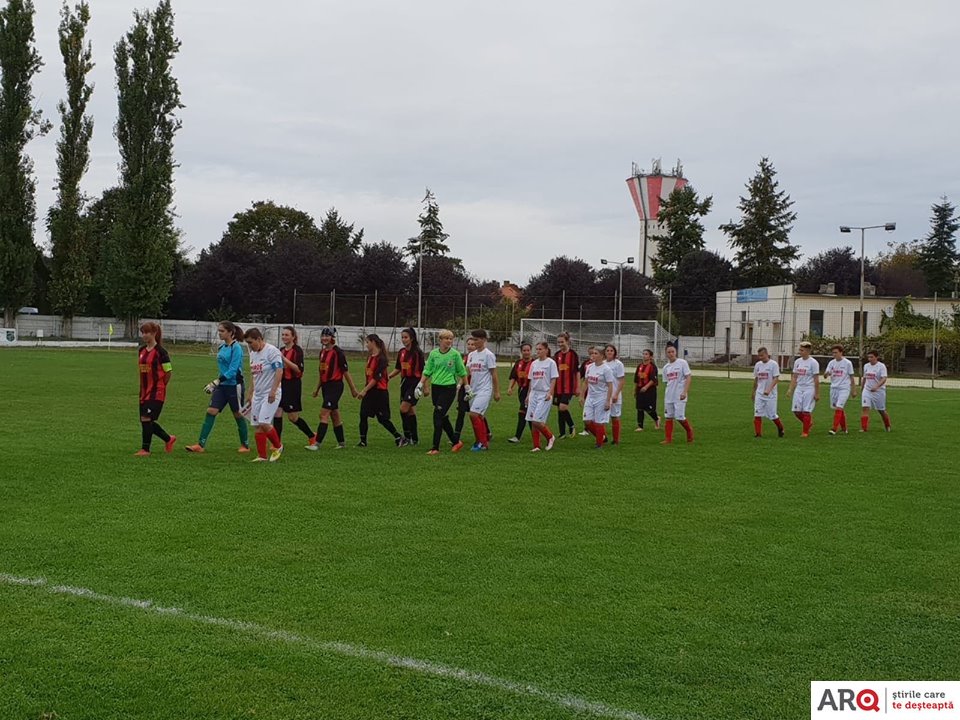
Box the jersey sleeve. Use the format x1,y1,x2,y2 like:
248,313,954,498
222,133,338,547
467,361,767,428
374,356,388,380
294,346,305,373
422,351,434,377
395,352,403,371
268,346,284,370
549,360,559,380
221,343,243,382
336,348,348,371
454,352,467,378
812,359,820,374
486,352,497,371
772,362,780,376
158,346,172,371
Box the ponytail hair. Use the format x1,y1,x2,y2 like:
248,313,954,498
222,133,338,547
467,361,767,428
402,327,421,354
140,321,163,345
282,325,299,346
605,343,618,358
220,321,243,343
536,341,550,357
367,333,388,363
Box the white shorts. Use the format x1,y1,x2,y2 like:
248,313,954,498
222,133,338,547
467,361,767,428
861,389,887,411
525,393,552,424
830,386,851,409
583,398,611,425
753,394,779,420
664,399,688,421
791,387,816,413
252,392,282,426
469,390,492,415
610,397,623,419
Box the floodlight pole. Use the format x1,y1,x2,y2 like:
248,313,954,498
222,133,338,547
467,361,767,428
601,257,634,349
840,223,895,364
416,242,424,333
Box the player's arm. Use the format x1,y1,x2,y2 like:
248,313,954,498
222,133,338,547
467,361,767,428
615,374,625,403
507,363,518,395
160,349,173,386
768,375,779,395
281,356,300,375
268,359,283,402
546,376,557,403
454,354,468,391
751,374,758,399
875,371,887,391
420,354,433,396
491,362,501,401
604,379,614,409
787,371,797,395
813,372,820,400
849,367,858,396
389,354,401,381
680,370,692,401
223,343,243,384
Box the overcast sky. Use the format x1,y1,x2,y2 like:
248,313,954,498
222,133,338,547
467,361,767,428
27,0,960,285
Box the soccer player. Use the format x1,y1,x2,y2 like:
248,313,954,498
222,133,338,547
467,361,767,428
507,342,533,443
604,344,626,444
634,349,660,432
186,321,250,453
787,340,820,438
580,346,614,448
824,344,856,435
356,334,404,447
420,329,468,455
752,346,784,438
310,327,358,449
553,331,579,438
525,341,558,452
465,328,500,451
453,336,477,446
389,327,425,445
243,328,285,462
661,343,694,445
860,350,891,432
135,322,175,456
274,326,314,445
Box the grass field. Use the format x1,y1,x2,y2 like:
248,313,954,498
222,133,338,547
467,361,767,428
1,348,958,720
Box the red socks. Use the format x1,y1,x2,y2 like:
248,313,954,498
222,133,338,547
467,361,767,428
754,417,762,435
679,419,694,442
774,418,784,432
593,423,606,445
612,418,621,444
664,419,674,443
255,432,268,458
802,412,813,434
882,414,891,429
861,415,869,431
532,428,541,449
267,426,282,448
471,415,489,446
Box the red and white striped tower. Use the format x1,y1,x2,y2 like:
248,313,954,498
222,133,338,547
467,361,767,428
626,159,688,277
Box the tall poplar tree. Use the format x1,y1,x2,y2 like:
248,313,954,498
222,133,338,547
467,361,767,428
48,1,95,333
0,0,49,326
722,157,799,288
100,0,182,336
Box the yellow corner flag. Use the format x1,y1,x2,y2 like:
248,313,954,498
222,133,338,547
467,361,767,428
108,324,114,337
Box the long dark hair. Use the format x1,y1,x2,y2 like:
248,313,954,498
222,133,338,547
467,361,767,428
219,321,243,343
367,334,388,363
402,327,421,355
140,321,163,346
282,325,299,346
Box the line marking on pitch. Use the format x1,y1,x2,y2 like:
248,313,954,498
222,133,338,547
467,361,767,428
0,573,654,720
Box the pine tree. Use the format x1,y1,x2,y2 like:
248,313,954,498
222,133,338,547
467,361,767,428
653,185,713,290
406,188,450,257
100,0,182,336
0,0,50,326
318,207,363,255
48,1,95,333
722,157,799,288
916,196,959,296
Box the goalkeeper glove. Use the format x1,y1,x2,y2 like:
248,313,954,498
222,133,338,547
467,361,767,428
203,379,221,394
414,382,424,399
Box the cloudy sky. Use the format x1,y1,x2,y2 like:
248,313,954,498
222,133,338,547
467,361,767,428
27,0,960,285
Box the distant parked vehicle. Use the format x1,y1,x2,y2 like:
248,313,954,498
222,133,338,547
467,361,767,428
18,307,39,315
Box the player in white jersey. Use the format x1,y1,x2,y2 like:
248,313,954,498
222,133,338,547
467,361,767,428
465,329,500,451
604,345,627,445
860,350,891,432
660,343,694,444
525,342,559,452
580,346,615,448
824,344,857,435
751,347,784,438
787,341,820,438
243,328,285,462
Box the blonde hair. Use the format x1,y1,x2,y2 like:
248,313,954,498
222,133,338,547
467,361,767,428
438,329,454,340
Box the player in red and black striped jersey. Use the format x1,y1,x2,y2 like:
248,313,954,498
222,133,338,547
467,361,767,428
273,326,315,446
135,322,176,456
506,342,534,442
634,349,660,431
356,334,404,447
310,327,358,449
388,327,425,445
552,331,579,438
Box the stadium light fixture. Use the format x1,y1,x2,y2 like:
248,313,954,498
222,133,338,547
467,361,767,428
838,222,897,364
603,257,634,348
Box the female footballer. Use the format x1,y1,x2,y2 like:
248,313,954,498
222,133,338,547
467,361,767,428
310,327,358,449
553,331,579,438
580,346,614,448
420,329,468,455
525,341,558,452
506,342,533,443
274,326,315,444
356,334,404,447
135,322,175,456
389,327,425,445
604,344,626,445
634,349,660,431
243,328,285,462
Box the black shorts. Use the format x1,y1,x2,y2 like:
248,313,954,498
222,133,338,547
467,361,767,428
456,385,470,413
431,384,457,415
321,381,344,411
210,382,243,412
139,400,164,419
400,377,420,406
636,390,657,412
518,386,529,411
281,378,302,413
553,393,574,407
361,388,390,419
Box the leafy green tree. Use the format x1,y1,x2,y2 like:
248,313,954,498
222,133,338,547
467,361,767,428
220,200,321,253
0,0,50,326
916,196,959,296
100,0,182,336
671,250,735,335
653,185,712,290
793,246,878,296
594,266,658,320
406,188,450,258
522,256,596,312
48,1,95,333
875,240,929,297
318,207,363,255
722,157,798,288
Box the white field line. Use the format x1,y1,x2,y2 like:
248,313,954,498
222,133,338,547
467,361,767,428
0,573,654,720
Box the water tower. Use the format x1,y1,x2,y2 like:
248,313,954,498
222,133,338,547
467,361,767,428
626,159,687,277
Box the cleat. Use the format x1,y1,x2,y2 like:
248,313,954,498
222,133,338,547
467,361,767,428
134,449,151,457
251,457,267,463
594,443,604,449
755,434,762,438
427,449,441,456
269,445,283,462
635,427,644,432
304,442,319,451
546,436,555,451
828,430,837,436
530,447,541,453
801,432,809,438
164,435,177,453
884,427,891,432
336,442,346,449
578,430,591,437
451,441,464,453
237,446,251,454
778,430,785,438
860,429,867,433
185,444,204,453
356,440,367,448
687,437,694,444
395,436,407,447
659,440,672,445
507,437,520,444
470,443,487,452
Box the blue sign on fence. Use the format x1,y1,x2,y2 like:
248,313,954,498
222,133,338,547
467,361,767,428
737,288,769,303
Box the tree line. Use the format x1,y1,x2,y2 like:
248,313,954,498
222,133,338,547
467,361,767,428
1,2,957,338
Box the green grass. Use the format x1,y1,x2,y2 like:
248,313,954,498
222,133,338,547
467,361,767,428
1,348,958,720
